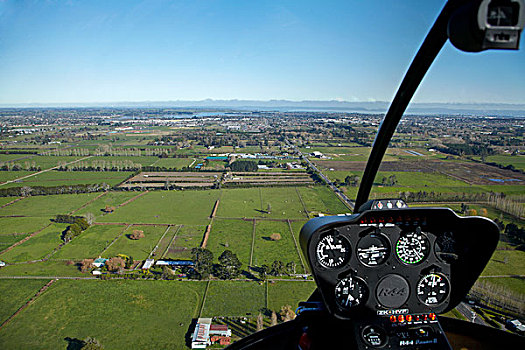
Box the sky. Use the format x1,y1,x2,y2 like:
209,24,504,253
0,0,524,105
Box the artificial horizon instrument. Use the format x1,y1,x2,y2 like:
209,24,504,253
227,0,525,349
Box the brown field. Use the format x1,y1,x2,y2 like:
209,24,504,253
421,161,525,185
315,159,525,185
224,172,313,186
314,160,433,172
120,171,221,189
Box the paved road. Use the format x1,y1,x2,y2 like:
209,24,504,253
287,140,355,211
456,302,489,326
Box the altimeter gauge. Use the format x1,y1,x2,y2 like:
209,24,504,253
316,234,350,268
357,233,390,266
417,273,450,305
335,276,368,309
395,229,430,265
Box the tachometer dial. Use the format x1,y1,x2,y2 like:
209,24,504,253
316,234,350,268
395,230,430,265
417,273,450,305
335,276,368,309
357,233,390,266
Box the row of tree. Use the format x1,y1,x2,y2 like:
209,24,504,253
56,160,142,172
230,160,259,172
0,183,111,197
191,248,242,280
0,162,41,171
61,217,90,242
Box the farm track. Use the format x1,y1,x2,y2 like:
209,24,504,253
0,197,24,208
0,155,94,187
214,216,307,222
100,224,132,256
69,191,108,214
295,188,310,218
287,219,307,274
0,223,52,255
161,225,182,258
147,225,172,259
0,278,56,331
198,280,211,318
249,219,256,266
118,190,150,207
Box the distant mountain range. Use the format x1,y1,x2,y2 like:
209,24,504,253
2,100,524,117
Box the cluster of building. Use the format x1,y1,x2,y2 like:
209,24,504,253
191,318,232,349
90,258,194,275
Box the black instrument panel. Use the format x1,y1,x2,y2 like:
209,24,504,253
300,208,499,321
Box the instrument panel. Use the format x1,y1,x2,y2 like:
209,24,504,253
300,208,499,321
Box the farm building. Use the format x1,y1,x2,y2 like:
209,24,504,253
142,259,155,270
191,318,231,349
191,318,211,349
209,324,231,337
155,260,195,267
92,258,107,268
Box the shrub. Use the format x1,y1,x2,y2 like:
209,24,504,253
129,230,145,240
270,233,282,241
80,259,94,273
106,257,125,272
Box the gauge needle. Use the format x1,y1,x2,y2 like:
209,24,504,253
346,293,355,306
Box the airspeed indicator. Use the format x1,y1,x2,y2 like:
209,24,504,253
316,234,350,268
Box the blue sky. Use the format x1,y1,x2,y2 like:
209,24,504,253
0,0,524,105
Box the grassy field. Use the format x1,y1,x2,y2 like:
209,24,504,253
481,249,525,277
0,171,36,183
0,223,67,263
164,225,205,260
0,196,19,206
98,190,218,225
0,280,207,350
296,186,350,215
216,188,262,218
0,193,96,217
252,220,304,272
0,216,51,234
75,191,139,219
103,225,168,260
0,260,85,277
2,171,134,188
267,280,316,311
0,233,30,247
327,170,469,187
206,219,253,267
0,279,49,324
150,157,194,168
201,281,266,317
217,187,307,219
472,155,525,171
54,225,127,259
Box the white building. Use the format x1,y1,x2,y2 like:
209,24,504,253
191,318,212,349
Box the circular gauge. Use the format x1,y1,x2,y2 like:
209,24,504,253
395,230,430,265
434,232,458,264
357,233,390,266
417,273,450,306
334,276,368,309
316,234,350,268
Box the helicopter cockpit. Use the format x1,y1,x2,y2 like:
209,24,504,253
227,0,525,349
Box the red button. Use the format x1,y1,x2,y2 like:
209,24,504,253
398,315,405,323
